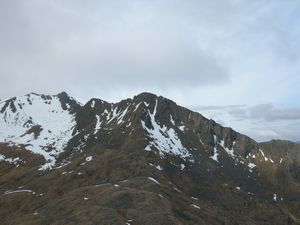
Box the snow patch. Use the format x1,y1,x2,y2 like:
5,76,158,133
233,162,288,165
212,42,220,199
141,100,191,160
199,139,204,145
191,204,201,209
4,189,35,195
173,187,182,193
248,163,256,172
178,125,185,131
248,163,256,169
117,106,129,124
149,163,163,171
273,193,277,202
210,135,219,162
170,115,175,125
133,102,142,112
91,100,95,108
180,164,185,170
145,145,151,151
107,107,118,124
219,139,235,157
148,177,160,185
0,154,24,166
259,149,274,163
94,115,101,134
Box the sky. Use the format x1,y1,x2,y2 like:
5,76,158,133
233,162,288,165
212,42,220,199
0,0,299,142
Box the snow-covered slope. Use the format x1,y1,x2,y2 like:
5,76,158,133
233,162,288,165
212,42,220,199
0,93,77,170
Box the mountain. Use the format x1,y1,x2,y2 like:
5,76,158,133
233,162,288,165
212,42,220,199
0,92,299,225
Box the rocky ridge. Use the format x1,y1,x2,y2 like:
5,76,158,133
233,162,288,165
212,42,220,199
0,92,299,224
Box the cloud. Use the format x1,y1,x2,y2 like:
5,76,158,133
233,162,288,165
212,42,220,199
255,129,280,139
0,0,233,101
194,103,300,142
1,1,299,101
197,104,300,122
248,104,300,121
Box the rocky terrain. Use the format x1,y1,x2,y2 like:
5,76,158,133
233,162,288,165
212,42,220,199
0,92,299,225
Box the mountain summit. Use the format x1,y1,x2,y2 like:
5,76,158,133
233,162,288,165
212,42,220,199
0,92,299,224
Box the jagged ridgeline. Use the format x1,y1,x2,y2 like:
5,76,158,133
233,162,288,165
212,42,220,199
0,92,299,225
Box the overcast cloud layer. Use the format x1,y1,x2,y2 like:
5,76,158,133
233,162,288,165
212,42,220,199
195,104,300,141
0,0,299,141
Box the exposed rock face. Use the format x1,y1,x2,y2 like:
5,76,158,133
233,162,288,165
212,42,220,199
0,92,299,225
